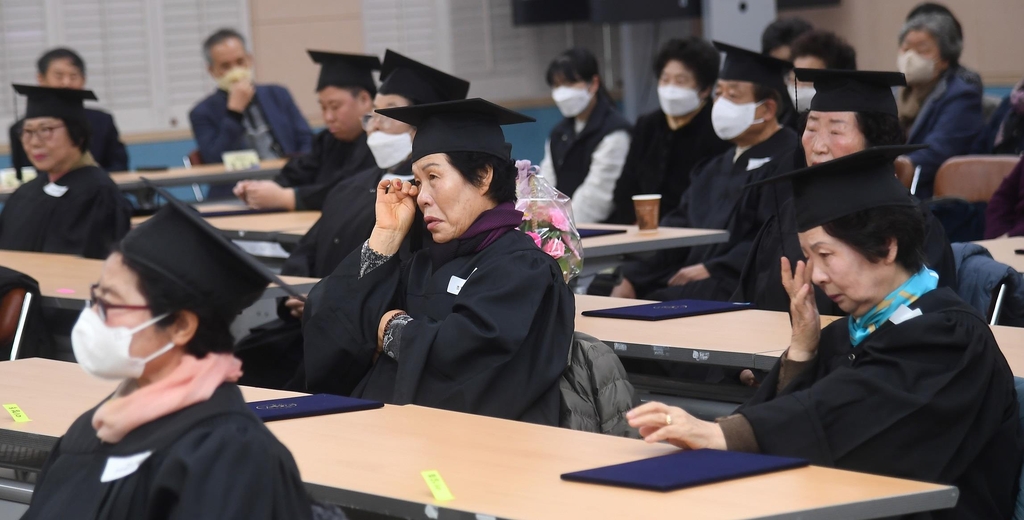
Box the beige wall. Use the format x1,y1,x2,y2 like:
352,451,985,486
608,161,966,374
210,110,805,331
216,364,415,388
785,0,1023,86
249,0,364,124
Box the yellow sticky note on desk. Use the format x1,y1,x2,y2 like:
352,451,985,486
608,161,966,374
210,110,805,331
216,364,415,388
3,404,30,423
421,470,454,501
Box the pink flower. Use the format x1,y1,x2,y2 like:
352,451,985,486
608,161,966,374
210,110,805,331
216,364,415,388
542,238,566,259
525,231,543,248
548,208,571,231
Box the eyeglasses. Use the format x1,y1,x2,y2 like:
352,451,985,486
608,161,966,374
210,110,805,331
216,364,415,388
20,124,65,143
360,112,404,132
89,284,150,321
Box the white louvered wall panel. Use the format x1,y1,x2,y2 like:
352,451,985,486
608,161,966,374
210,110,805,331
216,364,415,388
0,0,249,144
362,0,442,74
364,0,620,103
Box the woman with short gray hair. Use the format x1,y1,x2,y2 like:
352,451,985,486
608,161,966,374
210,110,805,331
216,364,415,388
894,11,984,199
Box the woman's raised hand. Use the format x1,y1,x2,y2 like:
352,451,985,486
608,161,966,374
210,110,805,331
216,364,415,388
369,178,419,256
781,257,820,361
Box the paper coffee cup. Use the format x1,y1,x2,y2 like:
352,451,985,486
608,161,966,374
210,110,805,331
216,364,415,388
632,194,662,233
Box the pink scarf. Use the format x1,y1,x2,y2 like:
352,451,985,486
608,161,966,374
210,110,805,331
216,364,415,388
92,353,243,443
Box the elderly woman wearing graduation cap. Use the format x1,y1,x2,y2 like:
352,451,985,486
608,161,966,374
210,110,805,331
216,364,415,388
236,49,470,389
302,98,574,425
0,84,131,259
23,185,312,520
734,69,957,316
629,147,1022,519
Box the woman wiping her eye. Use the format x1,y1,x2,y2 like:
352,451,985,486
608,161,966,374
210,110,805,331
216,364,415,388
301,99,574,425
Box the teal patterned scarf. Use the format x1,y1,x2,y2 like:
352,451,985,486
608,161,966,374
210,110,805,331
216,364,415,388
848,267,939,347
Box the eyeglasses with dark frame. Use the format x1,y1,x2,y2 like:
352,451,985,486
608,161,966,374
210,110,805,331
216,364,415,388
89,284,150,321
20,124,66,143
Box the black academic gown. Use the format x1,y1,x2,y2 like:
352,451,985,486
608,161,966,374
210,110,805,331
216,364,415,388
236,162,418,390
620,127,799,301
738,288,1022,520
0,165,132,259
274,130,375,211
23,384,312,520
302,230,574,426
733,150,959,315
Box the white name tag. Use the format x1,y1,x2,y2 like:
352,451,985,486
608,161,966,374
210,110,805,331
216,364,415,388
889,304,923,325
42,182,68,198
746,157,772,171
446,268,478,296
101,450,152,483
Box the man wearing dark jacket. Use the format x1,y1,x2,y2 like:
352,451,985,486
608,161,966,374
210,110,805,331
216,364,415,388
189,28,313,165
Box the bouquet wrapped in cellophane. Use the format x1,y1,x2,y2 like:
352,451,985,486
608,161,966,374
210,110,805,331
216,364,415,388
515,160,583,283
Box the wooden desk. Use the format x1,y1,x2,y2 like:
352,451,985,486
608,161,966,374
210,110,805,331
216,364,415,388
993,325,1024,376
0,359,958,519
578,224,729,277
972,237,1024,273
0,251,316,308
205,211,321,244
575,295,838,371
110,158,287,191
0,160,287,203
577,295,1024,377
130,201,274,226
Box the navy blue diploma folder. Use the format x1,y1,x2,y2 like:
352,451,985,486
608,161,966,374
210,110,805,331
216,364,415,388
561,449,808,491
581,299,752,321
247,394,383,422
577,228,628,238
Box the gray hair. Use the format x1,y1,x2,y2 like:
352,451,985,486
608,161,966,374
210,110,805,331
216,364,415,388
202,28,248,65
899,13,963,64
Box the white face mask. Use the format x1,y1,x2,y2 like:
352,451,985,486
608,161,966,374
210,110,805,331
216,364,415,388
552,86,593,118
711,97,765,140
788,84,816,112
897,51,936,85
71,307,174,380
657,85,702,117
217,66,253,92
366,131,413,170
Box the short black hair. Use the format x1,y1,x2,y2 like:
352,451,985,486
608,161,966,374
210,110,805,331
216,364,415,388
64,117,92,153
118,248,236,358
761,17,814,55
652,37,720,92
790,30,857,70
546,47,600,86
445,151,517,205
37,48,86,77
856,112,905,148
822,205,927,274
203,28,247,65
907,2,963,40
753,84,782,117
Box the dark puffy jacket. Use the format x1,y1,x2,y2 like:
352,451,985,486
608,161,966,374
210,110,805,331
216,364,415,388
952,242,1024,326
559,332,639,437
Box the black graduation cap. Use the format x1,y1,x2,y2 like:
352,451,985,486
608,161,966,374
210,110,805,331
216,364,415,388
795,69,906,117
378,50,470,105
307,50,381,95
376,98,534,163
713,41,791,98
13,84,96,126
746,145,928,232
120,179,304,316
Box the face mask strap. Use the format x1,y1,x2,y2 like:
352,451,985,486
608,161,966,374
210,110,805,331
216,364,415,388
128,312,171,335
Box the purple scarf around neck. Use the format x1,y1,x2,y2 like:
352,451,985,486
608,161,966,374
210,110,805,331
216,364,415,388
427,202,524,270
